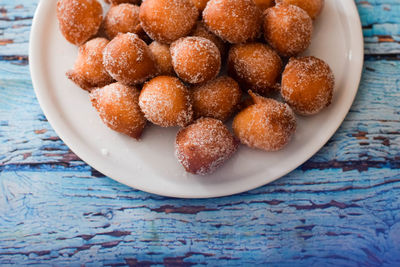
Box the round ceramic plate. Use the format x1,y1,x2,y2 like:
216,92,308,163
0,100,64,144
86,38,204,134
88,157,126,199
30,0,364,198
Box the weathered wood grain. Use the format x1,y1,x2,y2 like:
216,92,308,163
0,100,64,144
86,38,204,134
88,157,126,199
0,2,36,57
0,168,400,265
0,0,399,265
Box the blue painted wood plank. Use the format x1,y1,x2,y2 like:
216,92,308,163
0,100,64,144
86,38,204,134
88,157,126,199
0,168,399,265
0,1,38,56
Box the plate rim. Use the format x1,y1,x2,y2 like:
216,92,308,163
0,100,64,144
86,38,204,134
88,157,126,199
29,0,364,198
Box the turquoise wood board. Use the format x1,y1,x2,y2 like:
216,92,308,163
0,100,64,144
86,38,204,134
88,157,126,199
1,0,400,265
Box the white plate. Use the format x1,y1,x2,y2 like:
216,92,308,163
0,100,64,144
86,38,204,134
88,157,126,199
30,0,364,198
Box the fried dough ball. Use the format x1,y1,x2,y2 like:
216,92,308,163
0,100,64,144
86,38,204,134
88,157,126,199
253,0,274,11
105,0,140,4
203,0,262,44
233,94,296,151
281,56,334,115
103,4,141,39
139,76,193,127
191,22,226,58
90,82,146,139
281,0,324,19
263,2,312,57
149,41,174,75
67,38,113,91
192,76,241,121
56,0,103,45
228,43,282,96
171,37,221,84
139,0,199,44
103,33,156,85
190,0,210,11
176,118,238,175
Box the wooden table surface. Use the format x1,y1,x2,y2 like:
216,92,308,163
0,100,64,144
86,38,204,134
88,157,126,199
1,0,400,265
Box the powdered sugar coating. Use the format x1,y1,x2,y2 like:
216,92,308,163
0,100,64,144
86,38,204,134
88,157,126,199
170,36,221,84
90,82,146,139
190,0,210,11
103,33,156,85
263,2,313,57
103,3,142,39
139,76,193,127
191,21,226,58
57,0,103,45
175,118,238,175
139,0,199,44
203,0,262,44
149,41,174,75
192,76,241,121
281,56,335,115
228,42,282,96
67,37,114,91
233,98,297,151
281,0,324,20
